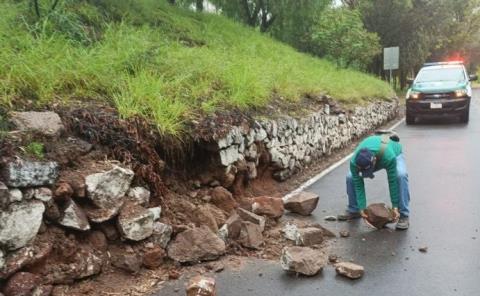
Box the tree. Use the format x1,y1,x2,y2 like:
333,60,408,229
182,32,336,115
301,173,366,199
310,7,381,69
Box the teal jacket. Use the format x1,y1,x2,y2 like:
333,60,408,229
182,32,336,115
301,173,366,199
349,135,403,210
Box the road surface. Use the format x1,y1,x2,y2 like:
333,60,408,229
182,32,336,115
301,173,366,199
156,90,480,296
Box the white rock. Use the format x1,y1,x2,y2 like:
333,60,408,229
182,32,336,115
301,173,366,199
151,222,173,248
282,222,298,241
148,207,161,221
0,249,4,270
58,199,90,231
10,111,65,137
2,160,59,188
117,203,154,241
86,166,134,211
0,201,45,250
34,187,53,202
219,146,241,166
127,187,150,207
280,246,327,276
8,189,23,203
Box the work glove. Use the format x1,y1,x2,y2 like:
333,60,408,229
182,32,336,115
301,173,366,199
391,207,400,221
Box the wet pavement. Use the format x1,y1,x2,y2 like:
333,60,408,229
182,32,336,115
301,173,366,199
156,90,480,296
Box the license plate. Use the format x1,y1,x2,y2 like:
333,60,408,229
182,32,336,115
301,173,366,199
430,102,442,109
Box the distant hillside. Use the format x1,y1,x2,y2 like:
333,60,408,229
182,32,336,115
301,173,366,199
0,0,394,136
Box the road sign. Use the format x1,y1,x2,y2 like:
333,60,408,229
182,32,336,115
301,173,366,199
383,47,399,70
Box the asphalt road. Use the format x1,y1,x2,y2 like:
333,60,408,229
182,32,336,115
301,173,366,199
157,90,480,296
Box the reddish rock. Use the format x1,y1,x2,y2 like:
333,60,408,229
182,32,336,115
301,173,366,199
112,253,142,274
210,186,238,214
237,208,265,231
280,246,327,276
44,200,61,222
53,183,73,202
0,242,52,279
295,227,324,246
99,223,119,241
238,221,264,250
87,231,108,252
186,276,216,296
365,203,393,229
142,246,165,269
192,205,218,232
202,203,226,226
284,191,319,216
168,269,181,280
252,196,284,218
219,212,243,240
335,262,364,279
167,226,226,263
3,272,41,296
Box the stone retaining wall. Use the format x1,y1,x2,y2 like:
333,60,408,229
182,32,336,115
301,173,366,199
211,99,399,182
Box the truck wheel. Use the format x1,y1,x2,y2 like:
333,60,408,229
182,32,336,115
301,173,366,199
460,108,469,123
406,113,415,125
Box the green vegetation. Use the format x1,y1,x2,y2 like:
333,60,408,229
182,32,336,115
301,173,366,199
0,0,393,136
24,141,45,159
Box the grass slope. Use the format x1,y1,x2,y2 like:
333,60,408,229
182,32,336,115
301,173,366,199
0,0,394,136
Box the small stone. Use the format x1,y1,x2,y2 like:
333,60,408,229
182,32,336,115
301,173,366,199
328,254,339,263
251,196,284,218
8,189,24,204
324,216,337,221
33,188,53,202
418,246,428,253
335,262,365,279
284,191,319,216
87,231,108,252
53,182,73,201
339,230,350,238
280,246,327,276
112,253,142,274
31,285,53,296
282,222,298,241
143,246,166,269
295,227,324,246
218,212,243,241
238,221,264,249
206,261,225,273
148,207,162,221
99,223,120,241
150,222,173,248
127,187,150,207
186,276,216,296
58,199,90,231
168,269,181,280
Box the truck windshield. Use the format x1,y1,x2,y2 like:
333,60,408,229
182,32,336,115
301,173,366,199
416,67,465,82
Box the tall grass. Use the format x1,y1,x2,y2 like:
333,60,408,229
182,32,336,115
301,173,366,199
0,0,394,136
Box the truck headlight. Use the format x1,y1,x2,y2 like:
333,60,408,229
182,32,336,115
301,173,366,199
455,89,468,98
408,91,421,99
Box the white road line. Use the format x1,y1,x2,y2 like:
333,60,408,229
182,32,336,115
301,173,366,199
283,117,406,201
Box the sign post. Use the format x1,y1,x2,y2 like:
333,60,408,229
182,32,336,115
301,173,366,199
383,47,399,86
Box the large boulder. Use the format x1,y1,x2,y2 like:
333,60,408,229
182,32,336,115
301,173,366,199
10,111,65,137
284,191,319,216
280,246,327,276
237,208,265,231
0,201,45,251
58,199,90,231
252,196,284,218
2,161,59,188
335,262,365,279
85,166,134,213
295,227,324,246
167,226,226,263
365,203,394,229
117,203,154,241
238,221,264,249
